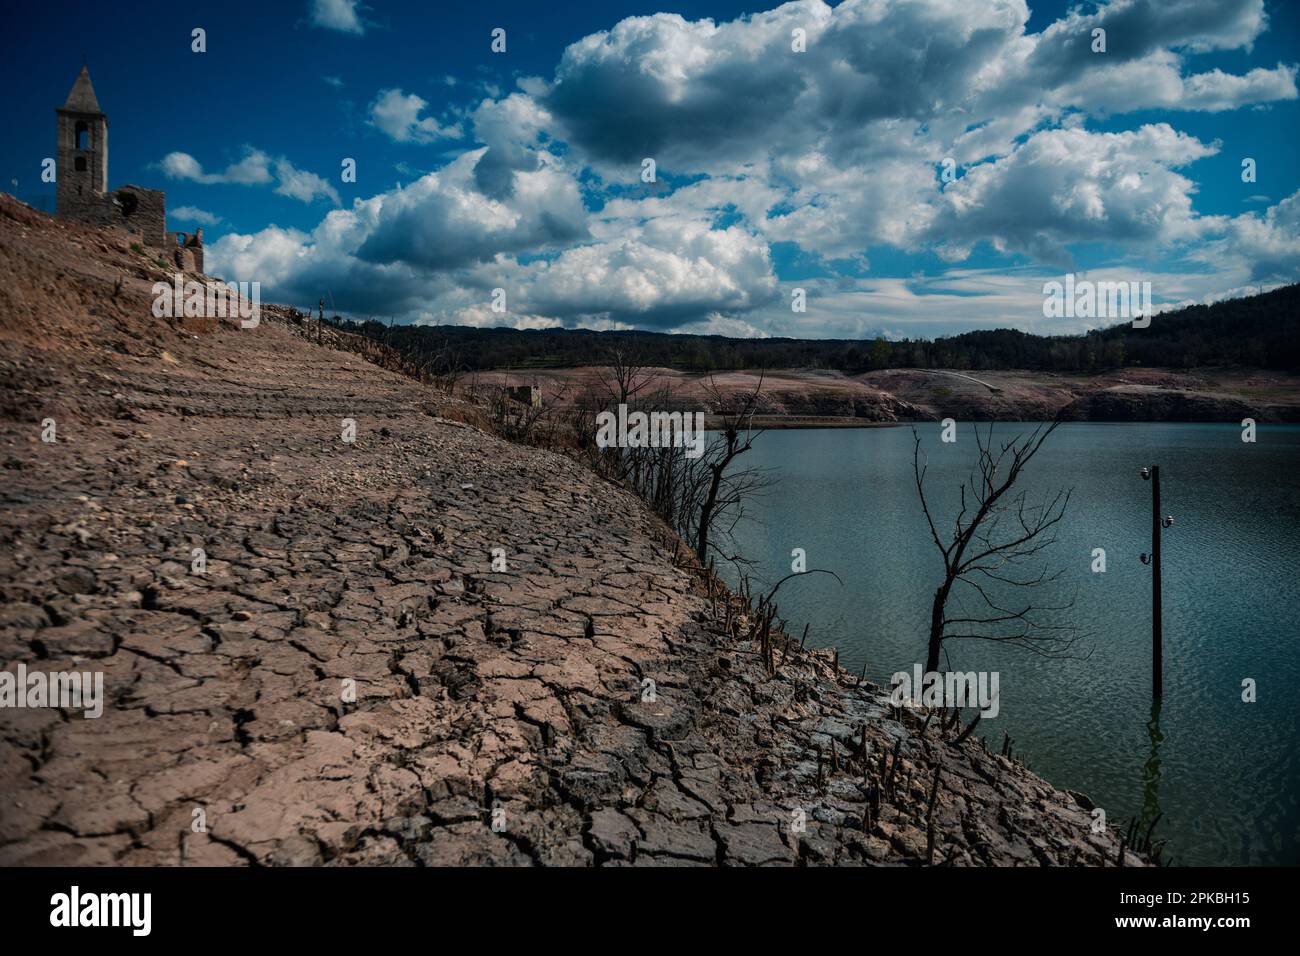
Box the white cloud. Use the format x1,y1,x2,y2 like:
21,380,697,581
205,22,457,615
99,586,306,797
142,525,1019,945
309,0,364,35
207,168,778,328
929,125,1218,266
368,89,461,144
1048,54,1298,115
507,218,778,326
158,148,273,186
274,158,341,206
542,0,1291,171
157,147,337,205
468,93,557,197
354,149,588,268
1194,189,1300,285
169,206,223,226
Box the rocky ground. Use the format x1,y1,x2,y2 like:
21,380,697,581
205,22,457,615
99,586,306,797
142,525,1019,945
0,194,1147,866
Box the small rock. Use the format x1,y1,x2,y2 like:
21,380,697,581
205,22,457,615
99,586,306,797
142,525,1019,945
266,834,323,867
55,568,97,595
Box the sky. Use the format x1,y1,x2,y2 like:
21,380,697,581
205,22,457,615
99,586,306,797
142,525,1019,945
3,0,1299,339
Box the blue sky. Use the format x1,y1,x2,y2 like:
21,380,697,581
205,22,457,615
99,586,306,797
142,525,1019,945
3,0,1298,338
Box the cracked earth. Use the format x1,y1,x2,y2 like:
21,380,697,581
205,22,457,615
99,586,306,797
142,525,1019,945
0,194,1145,866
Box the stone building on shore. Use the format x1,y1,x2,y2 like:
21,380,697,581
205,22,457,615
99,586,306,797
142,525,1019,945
55,66,203,272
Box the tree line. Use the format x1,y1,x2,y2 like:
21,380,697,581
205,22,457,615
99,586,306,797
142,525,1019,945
326,283,1298,373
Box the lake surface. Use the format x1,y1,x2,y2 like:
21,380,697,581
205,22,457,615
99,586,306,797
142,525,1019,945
715,423,1300,866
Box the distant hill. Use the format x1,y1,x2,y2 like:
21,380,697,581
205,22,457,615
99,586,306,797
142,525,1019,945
331,283,1300,374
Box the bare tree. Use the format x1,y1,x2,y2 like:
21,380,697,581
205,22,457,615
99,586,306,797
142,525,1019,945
422,336,465,394
688,374,767,565
594,346,657,407
578,360,771,575
586,347,661,487
912,420,1077,672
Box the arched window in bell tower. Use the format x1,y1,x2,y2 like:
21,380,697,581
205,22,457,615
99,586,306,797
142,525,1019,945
75,121,88,150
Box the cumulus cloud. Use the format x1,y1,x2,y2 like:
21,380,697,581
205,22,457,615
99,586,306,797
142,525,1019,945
542,0,1291,170
1195,189,1300,285
169,206,223,226
1048,54,1297,115
1026,0,1270,88
309,0,365,35
368,89,461,144
509,219,779,327
354,149,587,268
210,0,1297,333
469,93,554,197
929,124,1218,266
207,173,777,329
273,158,341,206
158,148,273,186
210,220,450,316
530,0,1295,270
157,147,338,205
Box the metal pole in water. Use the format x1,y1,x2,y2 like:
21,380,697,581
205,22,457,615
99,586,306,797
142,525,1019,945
1151,465,1162,700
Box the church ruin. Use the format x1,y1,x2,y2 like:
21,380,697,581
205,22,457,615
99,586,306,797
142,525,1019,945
55,66,203,272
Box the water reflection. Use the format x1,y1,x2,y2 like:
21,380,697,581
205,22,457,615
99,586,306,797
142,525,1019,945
1141,699,1165,863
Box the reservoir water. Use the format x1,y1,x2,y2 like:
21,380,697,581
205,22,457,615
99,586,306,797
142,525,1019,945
717,423,1300,866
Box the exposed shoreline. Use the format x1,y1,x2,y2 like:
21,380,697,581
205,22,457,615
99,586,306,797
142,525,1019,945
0,194,1152,866
473,365,1300,425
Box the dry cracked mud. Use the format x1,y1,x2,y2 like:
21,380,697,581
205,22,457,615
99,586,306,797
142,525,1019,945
0,194,1145,866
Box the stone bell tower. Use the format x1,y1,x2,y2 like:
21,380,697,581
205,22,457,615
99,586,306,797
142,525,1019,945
56,66,109,218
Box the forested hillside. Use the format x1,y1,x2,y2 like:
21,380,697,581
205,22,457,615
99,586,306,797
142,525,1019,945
328,284,1300,373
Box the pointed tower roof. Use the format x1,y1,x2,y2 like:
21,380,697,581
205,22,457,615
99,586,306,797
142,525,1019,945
60,67,103,114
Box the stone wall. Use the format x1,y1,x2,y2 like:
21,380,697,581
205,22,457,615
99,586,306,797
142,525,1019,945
187,228,204,273
507,384,542,407
56,185,167,251
113,186,166,248
54,191,118,232
165,228,206,274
